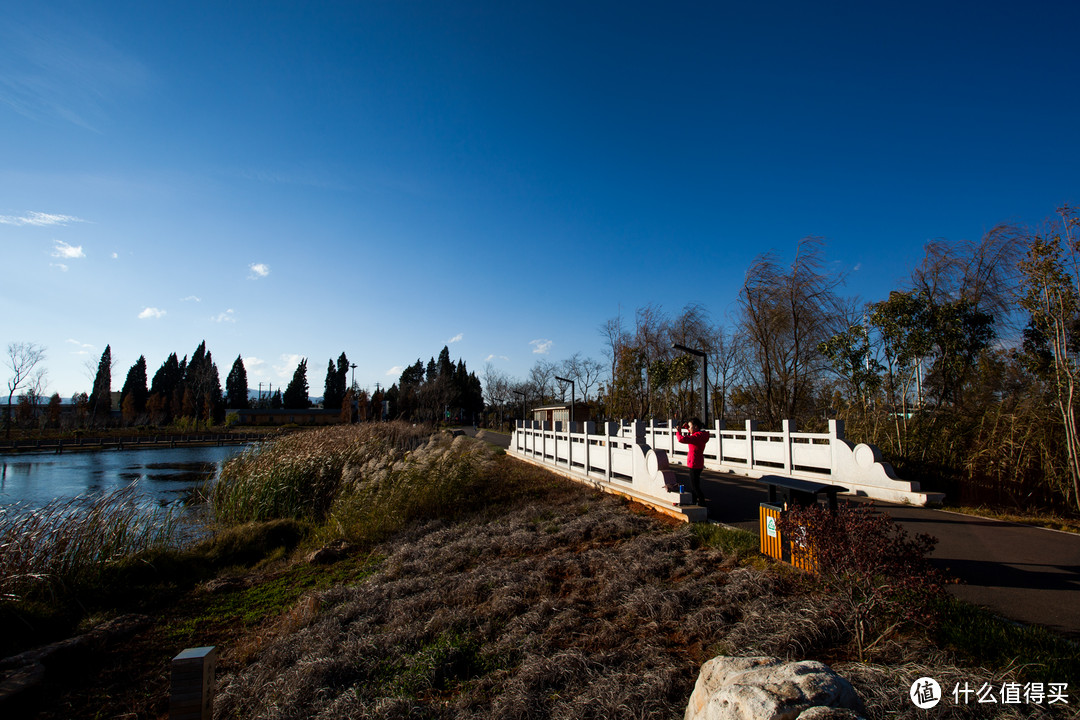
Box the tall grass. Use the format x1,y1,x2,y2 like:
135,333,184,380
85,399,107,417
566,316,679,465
0,484,180,601
209,422,433,525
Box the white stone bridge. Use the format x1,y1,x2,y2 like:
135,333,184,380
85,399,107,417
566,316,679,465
507,418,943,522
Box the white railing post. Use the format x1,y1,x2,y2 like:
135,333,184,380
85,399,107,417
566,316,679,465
566,419,572,470
829,418,845,441
745,419,757,471
583,421,595,474
605,421,618,481
714,418,723,461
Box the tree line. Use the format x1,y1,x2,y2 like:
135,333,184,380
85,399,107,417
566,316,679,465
383,345,485,423
4,339,487,431
479,206,1080,513
2,341,360,431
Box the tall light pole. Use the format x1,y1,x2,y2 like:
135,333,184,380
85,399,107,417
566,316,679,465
554,376,575,432
555,375,575,469
673,343,708,425
513,389,526,427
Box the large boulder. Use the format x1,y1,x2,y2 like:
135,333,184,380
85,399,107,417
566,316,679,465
685,656,866,720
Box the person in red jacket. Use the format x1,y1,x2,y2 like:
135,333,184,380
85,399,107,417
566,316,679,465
676,417,710,505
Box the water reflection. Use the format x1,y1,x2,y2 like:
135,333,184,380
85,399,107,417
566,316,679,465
0,445,244,512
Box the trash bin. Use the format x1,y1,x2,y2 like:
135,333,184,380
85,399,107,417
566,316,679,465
755,476,847,572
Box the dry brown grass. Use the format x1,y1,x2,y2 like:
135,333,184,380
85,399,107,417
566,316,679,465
213,449,948,720
14,431,1067,719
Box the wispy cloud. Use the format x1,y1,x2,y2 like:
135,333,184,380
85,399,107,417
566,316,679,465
0,211,85,226
530,339,553,355
51,240,84,259
448,333,464,344
386,366,403,376
66,338,94,356
248,262,270,279
244,356,268,379
50,262,68,272
212,309,236,323
274,354,304,379
485,354,510,362
0,18,150,130
181,295,201,302
138,307,165,319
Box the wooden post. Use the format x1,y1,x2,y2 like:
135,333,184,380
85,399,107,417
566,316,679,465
170,646,217,720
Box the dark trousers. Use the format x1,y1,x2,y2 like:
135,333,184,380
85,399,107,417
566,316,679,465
689,467,704,503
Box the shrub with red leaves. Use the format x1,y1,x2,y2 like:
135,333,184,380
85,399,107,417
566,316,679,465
778,502,946,661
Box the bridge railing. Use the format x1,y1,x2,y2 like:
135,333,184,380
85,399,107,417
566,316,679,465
509,418,942,508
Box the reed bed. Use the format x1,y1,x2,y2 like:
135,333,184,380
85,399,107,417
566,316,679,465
0,484,180,601
209,422,434,526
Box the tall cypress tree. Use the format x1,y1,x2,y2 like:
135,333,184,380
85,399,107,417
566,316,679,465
323,359,339,409
283,358,310,409
119,356,149,422
226,355,250,409
335,352,349,406
323,352,350,410
89,345,112,425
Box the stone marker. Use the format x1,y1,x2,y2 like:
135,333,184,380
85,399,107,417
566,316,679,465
170,646,217,720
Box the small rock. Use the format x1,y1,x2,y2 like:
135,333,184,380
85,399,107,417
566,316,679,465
306,539,353,564
797,707,864,720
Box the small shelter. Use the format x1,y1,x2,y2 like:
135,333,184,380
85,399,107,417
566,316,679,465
531,404,590,427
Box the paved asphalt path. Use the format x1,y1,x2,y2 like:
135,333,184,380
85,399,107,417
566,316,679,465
700,468,1080,640
464,428,1080,638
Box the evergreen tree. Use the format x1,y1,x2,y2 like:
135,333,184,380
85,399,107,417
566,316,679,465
205,360,223,422
119,356,149,424
335,352,349,407
47,392,62,429
89,345,112,425
270,389,283,409
437,346,454,378
283,358,310,409
148,353,183,424
226,355,250,409
322,353,351,411
150,353,182,397
396,359,424,419
182,341,223,421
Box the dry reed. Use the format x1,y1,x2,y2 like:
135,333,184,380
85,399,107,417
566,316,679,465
0,483,179,601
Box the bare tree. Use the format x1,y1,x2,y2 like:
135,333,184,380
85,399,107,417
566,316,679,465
577,357,604,401
528,359,556,405
705,324,742,426
737,238,844,425
5,342,46,438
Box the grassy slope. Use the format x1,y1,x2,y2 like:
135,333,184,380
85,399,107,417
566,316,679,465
8,434,1079,719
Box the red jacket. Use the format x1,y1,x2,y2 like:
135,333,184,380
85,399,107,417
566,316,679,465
676,428,710,469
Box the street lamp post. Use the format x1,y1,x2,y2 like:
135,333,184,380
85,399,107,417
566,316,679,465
554,376,575,432
513,390,526,428
673,343,708,425
555,376,575,470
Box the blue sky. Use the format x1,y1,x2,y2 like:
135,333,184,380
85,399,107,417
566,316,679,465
3,1,1079,398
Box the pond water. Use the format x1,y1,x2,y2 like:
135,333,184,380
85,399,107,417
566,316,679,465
0,445,247,512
